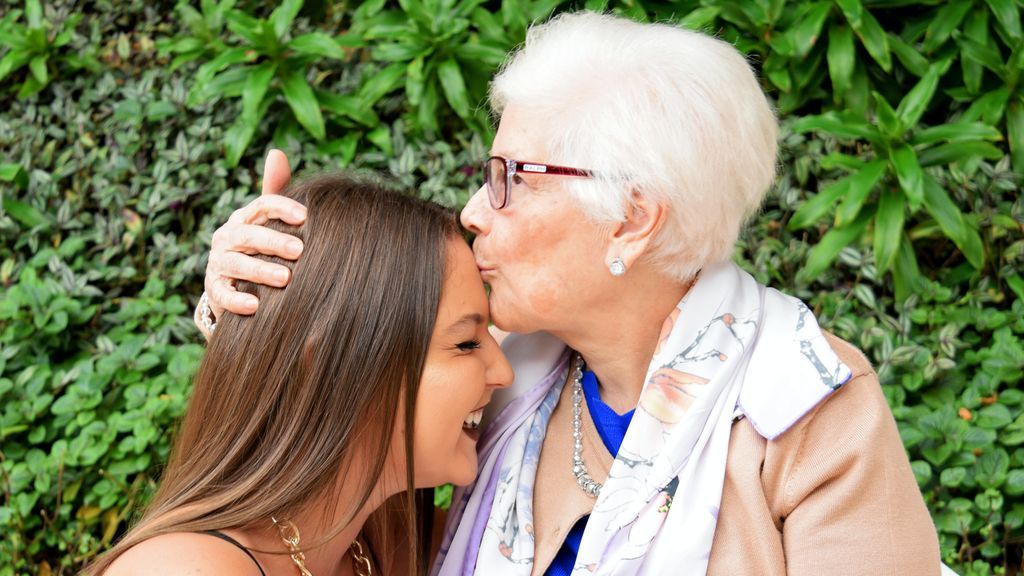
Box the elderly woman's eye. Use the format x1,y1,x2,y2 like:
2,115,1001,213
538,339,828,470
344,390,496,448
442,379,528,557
511,174,525,186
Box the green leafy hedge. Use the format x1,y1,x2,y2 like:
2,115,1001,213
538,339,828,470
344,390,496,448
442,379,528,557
0,0,1020,574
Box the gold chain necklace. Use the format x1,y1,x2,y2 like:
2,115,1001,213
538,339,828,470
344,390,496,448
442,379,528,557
272,517,372,576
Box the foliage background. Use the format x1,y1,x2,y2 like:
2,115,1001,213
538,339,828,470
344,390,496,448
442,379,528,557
0,0,1021,574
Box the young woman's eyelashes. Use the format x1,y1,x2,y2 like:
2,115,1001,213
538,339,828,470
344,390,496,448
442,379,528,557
455,339,482,352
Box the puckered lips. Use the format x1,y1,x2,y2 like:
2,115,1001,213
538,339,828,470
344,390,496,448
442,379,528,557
640,368,710,424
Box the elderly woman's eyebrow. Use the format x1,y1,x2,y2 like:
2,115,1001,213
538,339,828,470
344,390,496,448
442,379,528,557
447,313,484,334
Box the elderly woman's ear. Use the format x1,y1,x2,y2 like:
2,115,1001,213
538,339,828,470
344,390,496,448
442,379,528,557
604,189,668,274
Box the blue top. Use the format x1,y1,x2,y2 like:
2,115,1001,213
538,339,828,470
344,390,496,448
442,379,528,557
546,370,635,576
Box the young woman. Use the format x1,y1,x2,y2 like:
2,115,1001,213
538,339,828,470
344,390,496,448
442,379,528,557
86,174,512,575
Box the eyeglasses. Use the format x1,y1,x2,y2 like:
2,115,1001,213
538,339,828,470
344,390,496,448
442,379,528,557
483,155,593,210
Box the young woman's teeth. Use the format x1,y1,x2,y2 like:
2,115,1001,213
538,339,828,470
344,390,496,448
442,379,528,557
463,408,483,430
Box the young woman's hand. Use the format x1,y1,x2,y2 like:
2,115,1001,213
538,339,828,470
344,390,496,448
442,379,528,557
194,150,306,338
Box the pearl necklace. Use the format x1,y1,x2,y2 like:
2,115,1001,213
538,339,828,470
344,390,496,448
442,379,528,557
570,353,602,498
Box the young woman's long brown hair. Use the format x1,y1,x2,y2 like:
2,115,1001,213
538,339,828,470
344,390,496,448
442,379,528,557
86,174,459,575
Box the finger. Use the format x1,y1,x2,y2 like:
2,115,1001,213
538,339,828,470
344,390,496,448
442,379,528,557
215,224,304,261
217,250,292,288
227,194,307,227
261,149,292,196
209,276,259,316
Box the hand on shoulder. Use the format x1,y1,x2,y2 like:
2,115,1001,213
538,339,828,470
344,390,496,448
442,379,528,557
103,532,263,576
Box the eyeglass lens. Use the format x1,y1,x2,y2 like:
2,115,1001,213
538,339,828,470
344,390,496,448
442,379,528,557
485,157,507,209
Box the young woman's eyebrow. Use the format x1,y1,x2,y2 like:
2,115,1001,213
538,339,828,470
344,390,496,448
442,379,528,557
446,313,483,335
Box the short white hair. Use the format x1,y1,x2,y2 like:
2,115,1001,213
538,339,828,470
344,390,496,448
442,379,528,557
490,12,778,281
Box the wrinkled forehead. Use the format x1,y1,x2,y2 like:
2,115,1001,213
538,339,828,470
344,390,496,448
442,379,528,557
489,105,553,162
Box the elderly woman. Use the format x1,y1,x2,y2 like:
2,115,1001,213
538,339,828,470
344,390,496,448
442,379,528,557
197,12,941,576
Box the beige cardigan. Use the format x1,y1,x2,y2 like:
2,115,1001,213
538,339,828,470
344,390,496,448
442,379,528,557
530,333,941,575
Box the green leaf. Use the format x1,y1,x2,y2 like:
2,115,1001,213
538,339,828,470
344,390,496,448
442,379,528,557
194,47,253,87
1007,97,1024,174
789,178,852,230
892,232,921,301
887,33,929,77
28,54,46,85
25,0,42,29
269,0,303,39
873,91,903,139
224,116,257,168
317,133,361,167
820,153,865,171
678,6,721,30
241,62,276,123
818,22,854,63
16,73,45,99
372,41,428,62
958,37,1005,75
800,211,872,281
398,0,432,29
835,159,887,226
437,58,471,120
288,32,350,60
841,1,891,72
917,141,1004,166
977,404,1013,429
2,198,48,228
1008,40,1024,88
317,91,378,126
963,87,1011,125
226,11,265,46
788,2,832,58
910,460,932,486
874,188,905,273
764,52,791,93
358,63,405,108
889,144,924,210
0,164,27,188
922,0,972,53
976,448,1010,489
896,65,941,128
1007,470,1024,496
416,79,440,135
405,56,425,106
984,0,1021,39
791,111,877,141
281,69,325,141
0,49,33,83
921,174,985,269
367,125,392,156
912,122,1003,146
941,467,968,488
453,42,508,68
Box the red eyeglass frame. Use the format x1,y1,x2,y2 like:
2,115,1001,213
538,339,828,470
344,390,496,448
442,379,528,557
484,155,593,209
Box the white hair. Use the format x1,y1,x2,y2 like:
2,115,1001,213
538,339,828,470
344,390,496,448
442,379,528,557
490,12,778,281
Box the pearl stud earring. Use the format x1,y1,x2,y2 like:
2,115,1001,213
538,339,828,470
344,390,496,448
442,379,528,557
609,257,626,277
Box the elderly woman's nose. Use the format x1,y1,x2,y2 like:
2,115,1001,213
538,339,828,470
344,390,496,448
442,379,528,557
460,185,490,235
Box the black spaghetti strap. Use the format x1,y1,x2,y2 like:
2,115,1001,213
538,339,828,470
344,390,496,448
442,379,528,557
199,530,267,576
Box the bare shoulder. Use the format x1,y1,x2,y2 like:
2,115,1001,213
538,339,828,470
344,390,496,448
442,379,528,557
104,532,263,576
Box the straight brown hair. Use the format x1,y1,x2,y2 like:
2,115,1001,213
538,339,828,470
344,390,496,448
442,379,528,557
85,173,460,575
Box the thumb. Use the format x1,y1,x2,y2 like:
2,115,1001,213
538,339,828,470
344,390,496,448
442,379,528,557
261,149,292,196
